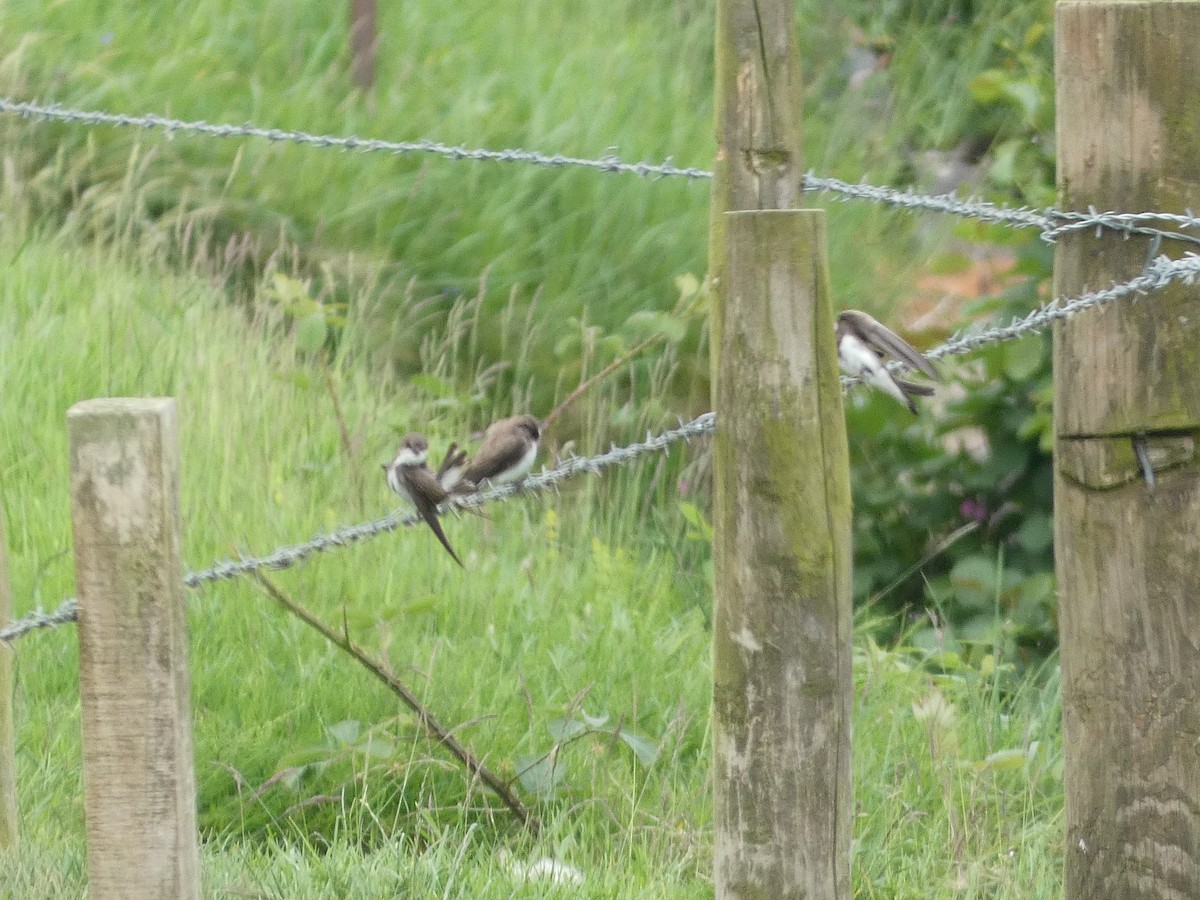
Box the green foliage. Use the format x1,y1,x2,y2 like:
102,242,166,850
0,220,1066,898
849,236,1055,665
0,0,1074,892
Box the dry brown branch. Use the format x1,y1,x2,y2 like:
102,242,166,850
250,571,539,834
542,332,666,429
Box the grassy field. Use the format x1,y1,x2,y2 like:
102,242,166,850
0,0,1066,896
0,0,1052,405
0,222,1064,897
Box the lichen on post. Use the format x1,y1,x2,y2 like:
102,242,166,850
712,209,852,899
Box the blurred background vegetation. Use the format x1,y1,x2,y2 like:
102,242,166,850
0,0,1066,893
0,0,1058,664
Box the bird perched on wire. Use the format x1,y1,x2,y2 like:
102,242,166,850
440,414,541,492
383,434,463,567
836,310,939,414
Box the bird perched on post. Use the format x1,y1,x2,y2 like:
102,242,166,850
836,310,939,414
383,434,463,567
440,414,541,492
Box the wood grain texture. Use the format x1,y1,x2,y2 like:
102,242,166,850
1055,4,1200,898
1055,1,1200,438
708,0,805,368
712,210,851,900
69,398,198,900
0,499,17,850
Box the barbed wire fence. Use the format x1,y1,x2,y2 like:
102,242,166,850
2,96,1200,645
6,97,1200,248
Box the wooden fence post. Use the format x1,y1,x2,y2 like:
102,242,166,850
0,499,17,850
710,1,850,896
712,210,852,898
1055,3,1200,897
68,398,198,899
708,0,804,352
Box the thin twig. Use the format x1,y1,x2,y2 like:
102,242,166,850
543,332,666,429
321,361,366,511
249,571,539,834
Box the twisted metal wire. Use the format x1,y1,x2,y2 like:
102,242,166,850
841,252,1200,387
0,98,711,181
0,414,716,643
922,253,1200,362
6,96,1200,246
0,599,79,644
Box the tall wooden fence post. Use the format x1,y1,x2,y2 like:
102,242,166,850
712,210,852,899
0,499,17,850
68,398,198,899
710,0,850,896
1055,4,1200,897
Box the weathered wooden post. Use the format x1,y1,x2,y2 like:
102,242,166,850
1055,4,1200,897
69,398,199,899
710,1,852,897
0,499,17,850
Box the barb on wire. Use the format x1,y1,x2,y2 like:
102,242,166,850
7,95,1200,246
2,414,716,644
841,252,1200,389
0,97,711,181
0,598,78,644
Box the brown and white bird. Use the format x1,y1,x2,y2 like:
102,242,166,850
836,310,939,414
441,414,541,492
383,433,463,567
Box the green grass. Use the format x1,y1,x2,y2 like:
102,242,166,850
0,223,1063,897
0,0,1067,894
0,0,1047,410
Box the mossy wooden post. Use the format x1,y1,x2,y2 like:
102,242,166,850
0,500,17,850
1055,4,1200,897
713,211,851,899
68,398,199,900
710,1,850,897
708,0,804,361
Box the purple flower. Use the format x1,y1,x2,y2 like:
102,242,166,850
960,498,988,522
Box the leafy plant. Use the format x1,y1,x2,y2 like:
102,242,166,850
849,235,1055,667
516,711,661,798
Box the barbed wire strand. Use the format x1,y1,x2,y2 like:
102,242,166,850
0,599,79,645
923,253,1200,361
0,414,716,644
6,97,1200,246
6,254,1200,645
0,98,711,181
801,174,1200,249
8,254,1199,645
841,252,1200,387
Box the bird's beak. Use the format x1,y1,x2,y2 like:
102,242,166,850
381,463,389,472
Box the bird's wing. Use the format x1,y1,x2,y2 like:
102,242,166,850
436,443,469,489
406,468,463,567
839,310,939,381
461,432,531,484
895,379,935,397
436,443,465,479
